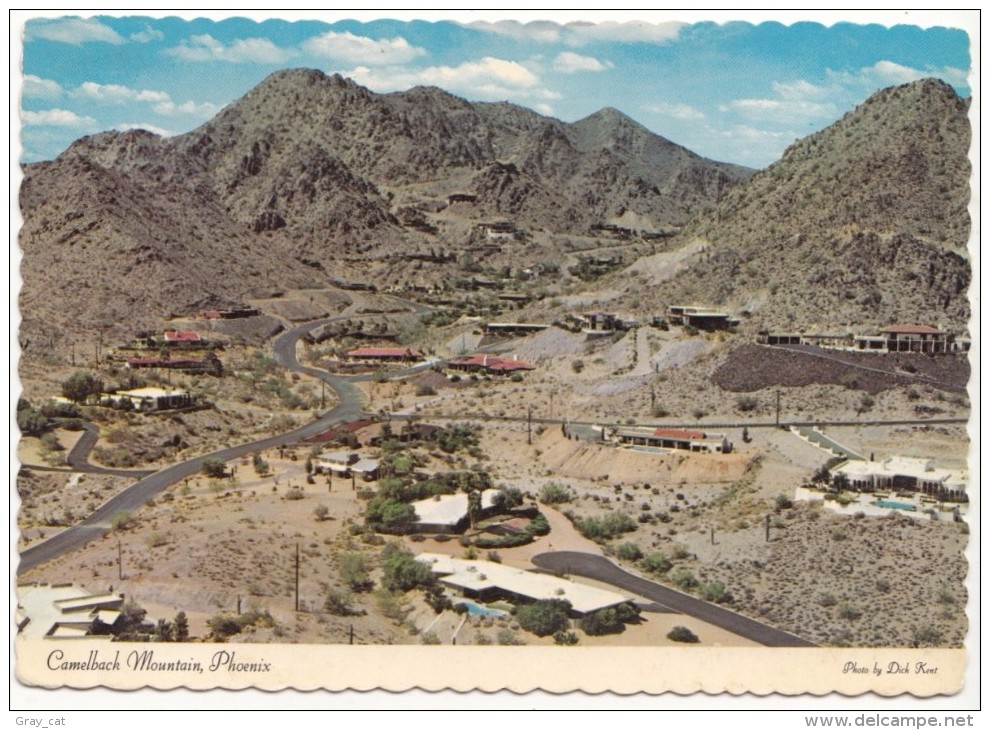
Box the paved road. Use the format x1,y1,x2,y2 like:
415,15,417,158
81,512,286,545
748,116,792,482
531,551,816,647
17,318,368,575
20,421,156,479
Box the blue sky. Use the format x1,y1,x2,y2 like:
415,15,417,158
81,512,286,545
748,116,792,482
15,11,974,168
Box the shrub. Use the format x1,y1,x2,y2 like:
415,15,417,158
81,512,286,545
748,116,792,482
736,396,758,412
579,607,624,636
538,482,573,505
571,359,585,374
324,588,355,616
420,631,441,645
284,487,305,501
201,458,227,479
497,629,521,646
314,504,330,521
819,593,838,608
616,542,643,561
110,510,134,531
340,552,374,592
415,385,437,397
701,582,730,604
575,512,636,541
553,630,579,646
670,568,698,590
837,604,862,620
667,626,699,643
515,599,572,637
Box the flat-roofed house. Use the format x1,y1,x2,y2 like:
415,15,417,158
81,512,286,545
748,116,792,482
16,584,124,640
346,347,423,363
830,457,967,499
416,554,630,617
108,387,193,412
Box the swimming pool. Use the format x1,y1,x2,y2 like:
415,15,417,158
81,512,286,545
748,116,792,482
457,600,509,617
873,500,917,511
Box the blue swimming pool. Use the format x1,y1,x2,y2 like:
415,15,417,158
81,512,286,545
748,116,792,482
457,600,508,617
873,500,917,511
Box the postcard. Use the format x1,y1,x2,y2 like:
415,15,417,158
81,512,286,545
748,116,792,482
11,10,979,709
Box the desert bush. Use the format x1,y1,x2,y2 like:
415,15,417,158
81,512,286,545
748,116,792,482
515,599,571,637
313,504,330,521
339,552,373,592
736,396,758,412
670,568,698,590
701,582,730,604
641,553,672,574
553,630,579,646
616,542,643,561
201,458,226,478
538,482,573,505
284,487,305,501
324,588,355,616
574,512,636,542
380,543,434,592
667,626,699,643
837,604,862,620
111,510,134,531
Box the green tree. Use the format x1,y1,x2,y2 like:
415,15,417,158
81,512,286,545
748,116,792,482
16,401,49,437
515,599,571,637
579,607,624,636
61,371,103,404
313,504,330,522
339,552,373,592
111,510,134,531
201,458,227,479
154,618,174,642
173,611,189,642
381,544,434,592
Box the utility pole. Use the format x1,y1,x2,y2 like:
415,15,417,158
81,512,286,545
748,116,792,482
294,543,300,612
321,381,326,410
527,406,532,445
775,389,781,428
765,514,771,543
117,539,122,581
651,388,656,413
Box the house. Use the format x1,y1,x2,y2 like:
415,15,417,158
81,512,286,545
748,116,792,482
416,554,630,617
162,330,201,345
409,490,501,533
483,322,549,336
445,354,535,375
107,387,193,412
313,450,380,480
668,305,739,331
447,192,477,204
758,332,803,346
346,347,424,363
17,583,125,640
613,426,732,454
198,306,261,319
478,221,516,241
125,356,213,373
830,457,967,499
880,325,951,354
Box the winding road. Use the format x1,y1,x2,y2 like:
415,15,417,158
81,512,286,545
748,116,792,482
532,551,816,647
17,316,367,575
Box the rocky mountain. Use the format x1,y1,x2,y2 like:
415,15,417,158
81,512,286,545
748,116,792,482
636,78,972,330
18,68,753,345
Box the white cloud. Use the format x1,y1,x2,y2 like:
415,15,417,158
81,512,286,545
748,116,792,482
552,51,611,74
22,108,97,127
772,79,829,100
165,34,295,63
27,17,126,45
130,24,164,43
302,31,426,66
827,61,969,92
562,21,684,46
466,21,562,44
153,99,221,117
535,103,554,116
73,81,170,104
114,122,175,137
467,20,683,46
725,97,837,121
23,75,63,100
348,57,559,102
645,101,705,120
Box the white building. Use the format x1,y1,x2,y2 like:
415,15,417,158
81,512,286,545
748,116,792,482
17,584,124,640
416,554,630,617
105,387,193,412
831,457,967,499
410,489,500,533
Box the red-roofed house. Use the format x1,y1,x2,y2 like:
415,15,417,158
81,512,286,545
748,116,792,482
613,426,731,453
347,347,423,362
880,324,950,354
163,330,201,343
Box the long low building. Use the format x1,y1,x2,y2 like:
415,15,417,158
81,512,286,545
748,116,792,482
416,553,630,617
614,426,732,454
17,584,124,640
830,457,967,499
347,347,423,362
446,354,535,375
